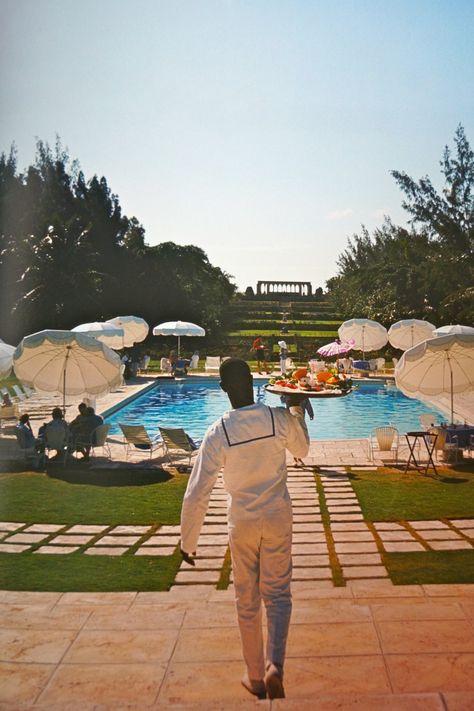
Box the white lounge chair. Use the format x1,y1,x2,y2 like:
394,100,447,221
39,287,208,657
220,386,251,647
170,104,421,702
119,423,162,459
160,357,172,373
189,354,200,370
205,356,221,372
159,427,200,466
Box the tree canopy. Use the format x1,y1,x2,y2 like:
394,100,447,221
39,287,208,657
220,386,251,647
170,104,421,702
0,139,236,344
327,125,474,325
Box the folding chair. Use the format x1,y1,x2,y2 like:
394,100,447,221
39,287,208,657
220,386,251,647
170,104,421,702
159,427,200,466
119,423,162,459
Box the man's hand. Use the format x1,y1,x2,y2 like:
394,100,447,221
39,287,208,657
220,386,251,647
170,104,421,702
180,548,196,566
284,393,309,407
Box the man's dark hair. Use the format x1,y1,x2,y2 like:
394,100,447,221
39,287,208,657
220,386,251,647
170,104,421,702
219,358,252,385
86,406,95,415
78,402,87,413
52,407,63,419
19,413,29,424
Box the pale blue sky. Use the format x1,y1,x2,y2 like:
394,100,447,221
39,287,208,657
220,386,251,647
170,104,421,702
1,0,473,291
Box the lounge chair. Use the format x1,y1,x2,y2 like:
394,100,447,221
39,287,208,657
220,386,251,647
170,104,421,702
159,427,200,466
0,403,19,431
160,357,172,373
189,354,200,370
368,426,399,463
205,356,221,372
119,423,162,459
12,384,28,402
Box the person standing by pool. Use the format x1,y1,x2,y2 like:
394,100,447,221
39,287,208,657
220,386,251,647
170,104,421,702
180,358,309,700
278,340,288,375
252,335,269,374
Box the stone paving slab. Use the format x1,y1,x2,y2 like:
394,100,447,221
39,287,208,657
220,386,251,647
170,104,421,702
34,546,79,555
134,546,176,556
0,521,26,531
23,524,65,533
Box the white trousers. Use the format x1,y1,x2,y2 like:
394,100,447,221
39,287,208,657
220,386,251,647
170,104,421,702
280,357,287,375
228,501,292,679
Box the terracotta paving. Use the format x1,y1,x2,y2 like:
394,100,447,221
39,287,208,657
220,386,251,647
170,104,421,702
1,583,474,709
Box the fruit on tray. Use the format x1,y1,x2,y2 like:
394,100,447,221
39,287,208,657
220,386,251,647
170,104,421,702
268,368,353,393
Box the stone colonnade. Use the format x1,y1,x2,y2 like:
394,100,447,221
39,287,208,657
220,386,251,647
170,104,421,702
256,280,312,297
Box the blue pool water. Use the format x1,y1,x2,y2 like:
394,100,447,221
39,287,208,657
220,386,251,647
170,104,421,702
105,379,445,441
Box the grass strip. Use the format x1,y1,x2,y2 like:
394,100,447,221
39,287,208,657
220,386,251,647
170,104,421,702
0,549,182,592
315,471,345,587
384,549,474,585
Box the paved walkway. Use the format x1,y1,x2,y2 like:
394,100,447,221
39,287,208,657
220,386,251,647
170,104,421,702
1,582,474,709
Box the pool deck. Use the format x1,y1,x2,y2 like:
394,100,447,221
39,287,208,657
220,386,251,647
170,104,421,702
1,373,474,709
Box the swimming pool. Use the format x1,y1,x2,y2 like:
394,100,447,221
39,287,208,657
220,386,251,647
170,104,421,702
105,379,445,441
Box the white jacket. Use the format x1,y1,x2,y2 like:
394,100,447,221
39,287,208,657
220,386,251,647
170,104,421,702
180,403,309,553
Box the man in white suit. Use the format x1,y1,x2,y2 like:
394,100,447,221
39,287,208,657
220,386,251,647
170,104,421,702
180,358,309,699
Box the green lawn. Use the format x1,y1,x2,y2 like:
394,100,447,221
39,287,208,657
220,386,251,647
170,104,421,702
228,329,338,338
351,467,474,521
351,466,474,585
384,550,474,585
0,469,187,524
0,467,188,592
2,464,474,592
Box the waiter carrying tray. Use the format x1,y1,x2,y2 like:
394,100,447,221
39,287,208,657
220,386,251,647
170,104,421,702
180,358,309,699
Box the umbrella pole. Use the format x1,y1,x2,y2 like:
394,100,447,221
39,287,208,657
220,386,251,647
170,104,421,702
63,346,71,414
450,364,454,425
177,335,180,357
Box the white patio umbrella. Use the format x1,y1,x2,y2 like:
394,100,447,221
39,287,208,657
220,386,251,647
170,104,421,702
71,321,125,350
433,324,474,337
395,334,474,424
338,319,388,359
0,339,16,379
106,316,149,348
388,319,436,351
13,330,122,411
153,320,205,356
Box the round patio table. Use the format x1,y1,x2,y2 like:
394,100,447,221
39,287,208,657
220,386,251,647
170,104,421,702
404,431,438,476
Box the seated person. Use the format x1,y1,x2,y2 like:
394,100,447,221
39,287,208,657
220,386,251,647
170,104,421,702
15,413,42,451
38,407,71,459
69,402,88,436
75,407,104,460
2,392,13,408
172,358,190,376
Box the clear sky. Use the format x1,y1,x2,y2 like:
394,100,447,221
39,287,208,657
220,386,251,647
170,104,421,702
1,0,473,292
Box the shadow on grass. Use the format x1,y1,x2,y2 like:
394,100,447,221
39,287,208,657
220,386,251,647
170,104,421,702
46,465,174,487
